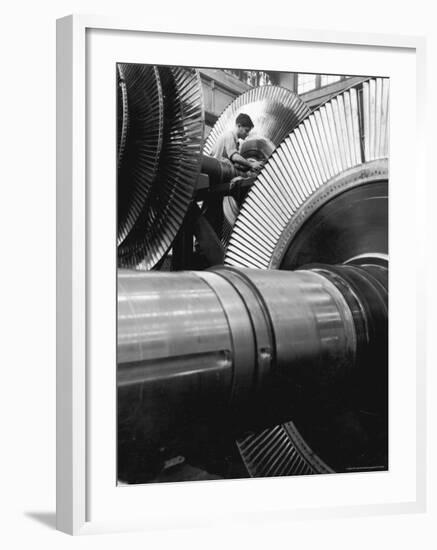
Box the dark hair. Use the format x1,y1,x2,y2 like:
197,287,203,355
235,113,254,129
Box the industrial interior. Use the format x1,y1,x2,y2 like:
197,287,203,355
116,65,389,484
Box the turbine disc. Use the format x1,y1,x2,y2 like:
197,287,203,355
119,67,205,270
203,85,311,248
222,195,240,246
226,78,389,270
117,64,164,246
237,423,333,477
225,77,389,476
117,65,129,169
204,85,311,156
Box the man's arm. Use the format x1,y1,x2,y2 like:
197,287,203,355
223,131,263,171
230,152,263,171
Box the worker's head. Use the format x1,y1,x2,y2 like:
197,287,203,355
235,113,254,140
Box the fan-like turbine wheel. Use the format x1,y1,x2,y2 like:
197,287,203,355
117,65,129,169
204,86,311,246
117,64,164,246
226,77,389,476
119,66,205,270
204,85,310,156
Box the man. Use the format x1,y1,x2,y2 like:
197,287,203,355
195,114,263,267
210,113,263,173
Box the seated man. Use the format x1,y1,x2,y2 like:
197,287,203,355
203,113,263,240
195,114,264,267
210,113,263,173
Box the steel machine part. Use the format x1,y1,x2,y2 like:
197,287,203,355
204,85,310,157
117,64,164,246
116,65,129,170
203,86,311,245
118,259,387,479
225,77,389,476
226,78,389,269
200,154,240,186
118,66,205,269
116,74,389,481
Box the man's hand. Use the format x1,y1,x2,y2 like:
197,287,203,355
248,159,263,172
231,153,263,172
229,176,244,191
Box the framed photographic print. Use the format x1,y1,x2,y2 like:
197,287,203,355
56,15,426,535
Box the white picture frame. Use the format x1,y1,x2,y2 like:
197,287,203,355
56,14,427,535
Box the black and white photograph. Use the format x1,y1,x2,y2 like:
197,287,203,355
116,65,389,485
1,0,433,541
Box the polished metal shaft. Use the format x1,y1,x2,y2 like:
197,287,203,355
118,264,387,445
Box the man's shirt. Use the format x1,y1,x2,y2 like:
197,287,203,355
210,130,239,162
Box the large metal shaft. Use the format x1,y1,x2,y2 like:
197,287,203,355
200,154,240,185
118,263,387,447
